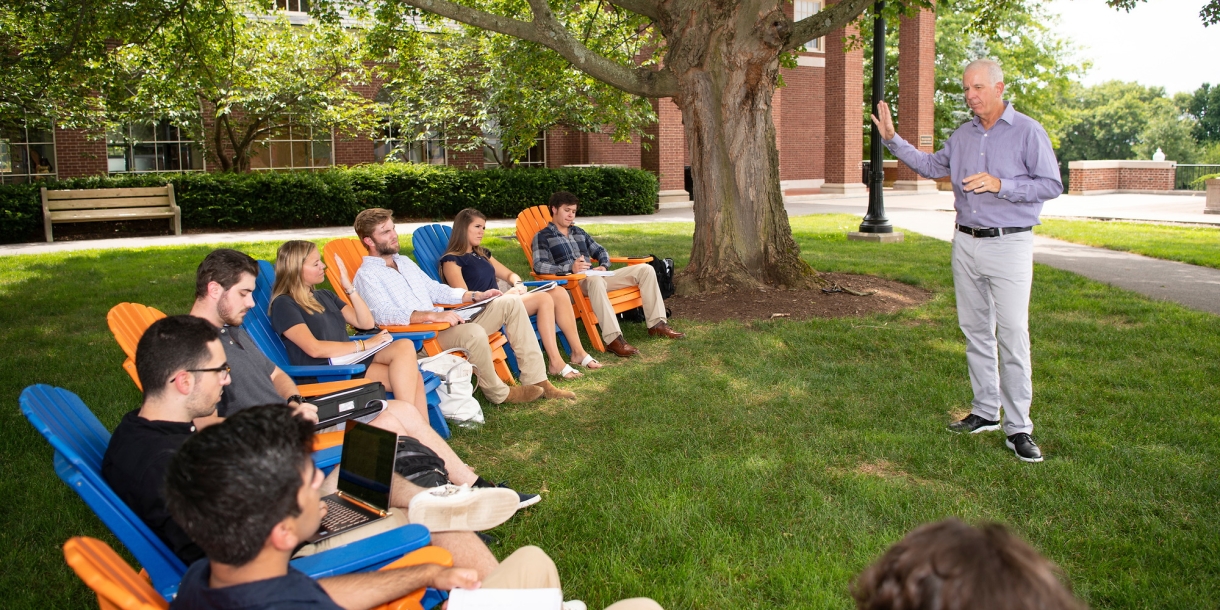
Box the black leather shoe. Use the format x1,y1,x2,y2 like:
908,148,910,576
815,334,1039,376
947,413,1001,434
1006,433,1044,463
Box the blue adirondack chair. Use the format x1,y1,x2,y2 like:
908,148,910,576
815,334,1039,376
253,260,450,439
410,224,571,376
19,384,433,602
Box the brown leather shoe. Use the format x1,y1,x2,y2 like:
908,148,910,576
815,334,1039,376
533,380,575,400
605,336,640,358
648,321,685,339
502,384,545,404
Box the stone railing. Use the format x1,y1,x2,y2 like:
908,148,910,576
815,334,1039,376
1068,160,1176,195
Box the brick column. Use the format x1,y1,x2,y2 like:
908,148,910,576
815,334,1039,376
893,5,938,191
822,3,866,195
642,97,690,207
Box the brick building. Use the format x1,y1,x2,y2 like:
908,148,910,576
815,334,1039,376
1,2,940,204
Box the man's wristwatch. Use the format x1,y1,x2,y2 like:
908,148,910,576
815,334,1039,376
286,394,304,406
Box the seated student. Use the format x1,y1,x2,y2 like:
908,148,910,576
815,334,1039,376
350,207,574,404
531,191,683,358
189,248,540,510
101,315,519,573
166,405,665,610
441,208,603,380
270,240,430,420
851,519,1086,610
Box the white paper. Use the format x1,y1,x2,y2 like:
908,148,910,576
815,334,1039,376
446,588,563,610
328,336,393,365
528,281,557,293
582,269,616,277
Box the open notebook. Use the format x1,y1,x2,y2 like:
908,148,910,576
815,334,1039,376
446,588,563,610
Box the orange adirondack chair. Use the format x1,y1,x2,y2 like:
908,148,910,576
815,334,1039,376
323,238,515,384
63,536,451,610
515,205,652,353
105,302,359,450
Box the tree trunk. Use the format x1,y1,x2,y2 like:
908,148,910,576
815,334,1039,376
662,0,820,294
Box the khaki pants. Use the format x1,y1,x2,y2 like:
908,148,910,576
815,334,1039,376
580,264,666,344
436,295,545,403
484,546,663,610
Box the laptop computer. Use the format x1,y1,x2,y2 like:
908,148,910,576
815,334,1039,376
307,421,399,543
310,382,387,431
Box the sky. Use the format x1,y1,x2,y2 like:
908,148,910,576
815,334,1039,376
1045,0,1220,94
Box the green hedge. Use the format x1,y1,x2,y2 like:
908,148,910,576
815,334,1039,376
0,164,659,244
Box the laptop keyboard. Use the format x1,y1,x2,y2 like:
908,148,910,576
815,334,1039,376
321,497,371,532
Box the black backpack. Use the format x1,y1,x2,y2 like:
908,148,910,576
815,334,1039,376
647,254,676,299
617,253,675,323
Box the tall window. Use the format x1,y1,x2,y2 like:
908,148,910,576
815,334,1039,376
107,120,205,174
794,1,822,52
249,118,333,170
483,131,546,168
0,118,56,184
375,124,446,165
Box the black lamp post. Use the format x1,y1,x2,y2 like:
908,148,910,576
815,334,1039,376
859,0,893,234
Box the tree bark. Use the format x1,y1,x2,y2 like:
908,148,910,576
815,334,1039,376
660,0,820,293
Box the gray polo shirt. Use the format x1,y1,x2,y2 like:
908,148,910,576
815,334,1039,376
216,325,286,418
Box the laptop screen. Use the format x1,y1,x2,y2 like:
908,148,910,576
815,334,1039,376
335,423,397,510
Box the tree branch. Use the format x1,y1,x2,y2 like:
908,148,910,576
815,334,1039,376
398,0,678,97
606,0,661,21
784,0,877,53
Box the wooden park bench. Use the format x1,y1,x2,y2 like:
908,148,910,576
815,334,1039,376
41,185,182,242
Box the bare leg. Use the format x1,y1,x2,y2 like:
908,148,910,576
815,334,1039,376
551,289,600,368
365,340,428,420
431,532,500,580
372,399,480,486
521,292,568,376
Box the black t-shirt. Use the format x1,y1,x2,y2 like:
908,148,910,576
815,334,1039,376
439,252,499,292
171,560,343,610
269,291,352,367
101,409,204,565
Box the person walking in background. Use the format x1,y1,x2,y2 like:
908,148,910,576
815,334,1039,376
872,58,1062,462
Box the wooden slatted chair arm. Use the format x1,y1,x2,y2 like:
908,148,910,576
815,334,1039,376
609,256,654,265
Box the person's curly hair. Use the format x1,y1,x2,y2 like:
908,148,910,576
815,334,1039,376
851,519,1086,610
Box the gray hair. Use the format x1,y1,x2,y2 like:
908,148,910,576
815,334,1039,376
964,59,1004,85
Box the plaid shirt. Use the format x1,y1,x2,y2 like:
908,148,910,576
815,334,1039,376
530,223,609,275
353,254,465,325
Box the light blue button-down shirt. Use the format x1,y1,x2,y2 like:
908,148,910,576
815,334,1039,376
353,254,465,326
883,102,1062,229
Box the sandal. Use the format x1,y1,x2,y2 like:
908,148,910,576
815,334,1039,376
570,353,603,370
549,364,583,380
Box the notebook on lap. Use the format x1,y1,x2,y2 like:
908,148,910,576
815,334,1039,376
307,421,398,543
309,382,387,431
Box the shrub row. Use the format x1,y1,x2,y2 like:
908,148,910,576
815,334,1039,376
0,163,659,244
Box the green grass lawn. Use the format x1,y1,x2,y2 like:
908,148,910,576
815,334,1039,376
3,214,1218,608
1038,218,1220,269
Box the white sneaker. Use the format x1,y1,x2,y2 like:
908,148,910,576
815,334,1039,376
562,601,587,610
406,484,519,532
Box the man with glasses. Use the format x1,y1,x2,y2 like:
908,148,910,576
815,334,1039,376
102,315,235,564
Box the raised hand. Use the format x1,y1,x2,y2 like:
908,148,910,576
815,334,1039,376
333,255,353,293
870,100,897,141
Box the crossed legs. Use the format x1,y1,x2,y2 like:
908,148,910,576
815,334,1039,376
365,338,429,419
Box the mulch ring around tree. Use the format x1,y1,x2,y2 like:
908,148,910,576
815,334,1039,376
667,273,933,323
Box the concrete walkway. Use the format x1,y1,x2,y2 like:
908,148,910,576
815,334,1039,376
3,190,1217,315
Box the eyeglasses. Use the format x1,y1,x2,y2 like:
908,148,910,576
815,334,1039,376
187,363,231,379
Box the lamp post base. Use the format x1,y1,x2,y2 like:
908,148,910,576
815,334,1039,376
848,231,905,243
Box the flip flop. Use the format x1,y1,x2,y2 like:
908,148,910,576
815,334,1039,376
550,364,583,380
570,353,603,370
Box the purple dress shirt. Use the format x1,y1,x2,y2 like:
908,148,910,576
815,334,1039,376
882,102,1062,229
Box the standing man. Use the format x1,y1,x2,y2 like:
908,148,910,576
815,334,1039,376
872,58,1062,463
531,191,683,358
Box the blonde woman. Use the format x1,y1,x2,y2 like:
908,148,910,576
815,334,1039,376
440,208,602,380
269,240,429,417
